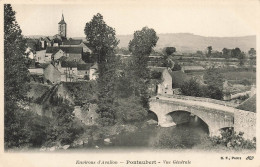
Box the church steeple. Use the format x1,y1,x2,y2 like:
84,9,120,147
58,13,67,38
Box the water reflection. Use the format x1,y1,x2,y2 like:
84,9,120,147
76,115,209,150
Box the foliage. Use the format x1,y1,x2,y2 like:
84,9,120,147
84,13,119,64
164,47,176,56
4,4,32,148
206,46,212,57
129,27,159,56
63,81,97,105
85,13,119,125
114,97,148,123
180,78,205,97
248,48,256,57
4,4,30,103
204,68,224,90
127,27,158,109
150,71,162,80
172,62,182,71
46,103,84,145
206,85,223,100
211,128,256,149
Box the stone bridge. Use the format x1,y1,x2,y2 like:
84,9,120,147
149,96,238,136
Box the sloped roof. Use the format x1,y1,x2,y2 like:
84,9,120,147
236,94,256,113
77,63,92,70
90,63,98,69
63,39,82,45
61,61,77,68
58,14,66,24
46,46,83,54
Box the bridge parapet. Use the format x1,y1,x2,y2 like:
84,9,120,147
157,95,238,107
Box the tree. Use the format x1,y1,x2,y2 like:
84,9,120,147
248,48,256,57
180,78,205,97
207,46,212,57
162,47,176,68
84,13,119,125
128,27,158,108
231,47,241,58
203,68,224,100
164,47,176,56
172,62,182,71
84,13,119,66
4,4,31,148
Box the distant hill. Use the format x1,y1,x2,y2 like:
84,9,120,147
116,33,256,53
26,33,256,53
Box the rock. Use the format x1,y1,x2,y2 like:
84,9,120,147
104,138,111,143
49,146,56,151
62,145,70,150
40,146,47,151
95,145,99,149
160,122,176,127
147,119,158,125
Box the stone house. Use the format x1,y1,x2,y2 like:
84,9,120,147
44,64,61,84
149,67,173,95
89,63,98,80
35,50,47,63
61,39,92,53
59,61,78,82
46,46,83,62
77,63,92,80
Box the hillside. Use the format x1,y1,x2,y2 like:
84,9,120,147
116,33,256,53
27,33,256,53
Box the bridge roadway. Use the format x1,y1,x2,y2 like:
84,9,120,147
149,95,238,136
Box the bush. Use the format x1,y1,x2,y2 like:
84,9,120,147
211,128,256,149
180,79,205,97
114,97,148,123
172,63,182,71
46,103,84,145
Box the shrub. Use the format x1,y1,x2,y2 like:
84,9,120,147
180,79,205,97
114,97,148,123
211,128,256,149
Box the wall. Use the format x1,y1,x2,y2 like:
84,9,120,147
53,50,64,60
89,68,97,80
157,69,173,95
234,109,256,140
73,104,98,125
44,64,61,84
29,68,44,75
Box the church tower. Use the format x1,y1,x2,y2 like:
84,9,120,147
58,13,67,38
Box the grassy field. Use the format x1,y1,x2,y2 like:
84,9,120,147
222,71,256,81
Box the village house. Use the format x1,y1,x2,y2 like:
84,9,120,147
89,63,98,80
149,67,173,95
77,63,92,80
61,38,92,53
45,46,83,62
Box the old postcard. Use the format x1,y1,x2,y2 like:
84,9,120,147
0,0,259,167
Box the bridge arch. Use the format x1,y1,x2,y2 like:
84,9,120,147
166,110,210,134
149,99,234,136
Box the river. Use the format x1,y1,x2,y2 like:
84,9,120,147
72,114,210,150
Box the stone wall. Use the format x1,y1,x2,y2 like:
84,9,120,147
73,104,98,125
234,109,256,140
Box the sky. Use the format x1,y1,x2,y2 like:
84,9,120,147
11,1,259,38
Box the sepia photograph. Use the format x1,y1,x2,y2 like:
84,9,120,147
1,0,259,166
